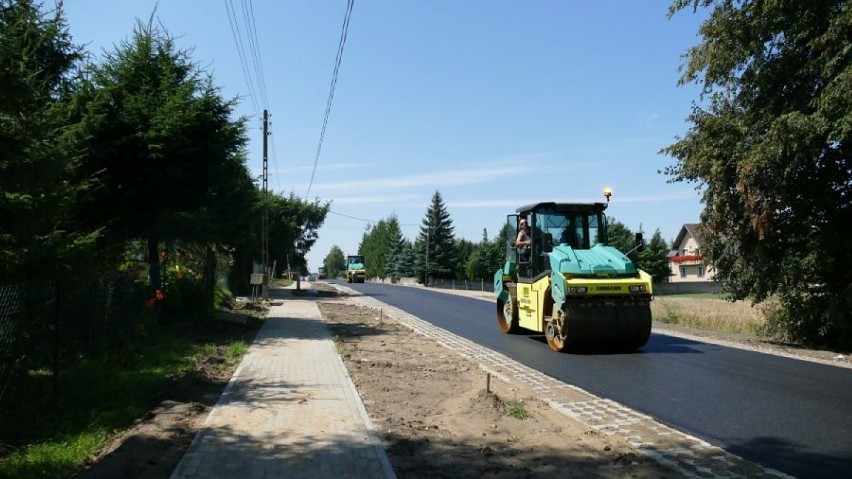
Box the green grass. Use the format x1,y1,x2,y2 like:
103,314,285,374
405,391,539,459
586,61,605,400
0,321,252,479
506,401,530,420
660,292,726,299
213,279,234,308
226,340,249,360
270,277,294,287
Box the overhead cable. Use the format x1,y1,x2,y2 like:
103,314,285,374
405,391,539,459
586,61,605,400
329,210,419,227
224,0,260,115
241,0,269,106
304,0,354,200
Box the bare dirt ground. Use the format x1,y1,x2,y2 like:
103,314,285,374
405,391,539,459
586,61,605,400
317,296,678,478
73,284,848,478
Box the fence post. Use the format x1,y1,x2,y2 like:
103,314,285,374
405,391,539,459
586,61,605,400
52,281,60,399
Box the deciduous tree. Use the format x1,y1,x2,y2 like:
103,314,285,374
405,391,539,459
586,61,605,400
664,0,851,347
358,215,402,279
265,193,329,278
454,238,476,280
323,245,346,279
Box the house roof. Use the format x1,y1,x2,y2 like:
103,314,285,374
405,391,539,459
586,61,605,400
672,223,704,251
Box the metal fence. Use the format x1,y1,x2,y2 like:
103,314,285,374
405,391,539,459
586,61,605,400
427,277,492,292
0,274,149,402
0,281,57,401
0,284,23,400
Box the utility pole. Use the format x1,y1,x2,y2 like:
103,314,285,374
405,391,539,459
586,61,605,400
425,228,429,286
261,109,269,300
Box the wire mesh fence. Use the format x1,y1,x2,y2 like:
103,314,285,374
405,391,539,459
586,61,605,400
428,277,492,292
0,281,56,401
0,283,23,400
0,273,150,402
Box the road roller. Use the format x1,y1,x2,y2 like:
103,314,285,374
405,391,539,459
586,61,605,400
493,190,652,351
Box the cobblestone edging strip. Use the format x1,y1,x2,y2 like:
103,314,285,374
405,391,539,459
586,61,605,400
337,286,793,479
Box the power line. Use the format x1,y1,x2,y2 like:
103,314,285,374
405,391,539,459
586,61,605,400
241,0,269,106
224,0,271,111
328,209,377,224
304,0,354,200
224,0,260,115
328,209,418,227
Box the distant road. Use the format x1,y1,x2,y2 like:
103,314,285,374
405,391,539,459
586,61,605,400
334,280,852,479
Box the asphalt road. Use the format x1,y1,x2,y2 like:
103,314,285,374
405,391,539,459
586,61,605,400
335,280,852,479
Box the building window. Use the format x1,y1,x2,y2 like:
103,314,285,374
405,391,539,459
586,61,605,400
680,266,686,278
698,266,705,278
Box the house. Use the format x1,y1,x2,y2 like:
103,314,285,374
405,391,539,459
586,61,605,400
668,223,715,283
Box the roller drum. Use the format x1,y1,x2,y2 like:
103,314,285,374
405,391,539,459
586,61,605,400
561,300,651,349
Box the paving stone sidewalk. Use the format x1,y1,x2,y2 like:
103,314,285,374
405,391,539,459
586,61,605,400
170,290,396,478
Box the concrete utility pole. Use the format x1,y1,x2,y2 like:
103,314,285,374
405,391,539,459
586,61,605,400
425,227,429,286
262,109,269,300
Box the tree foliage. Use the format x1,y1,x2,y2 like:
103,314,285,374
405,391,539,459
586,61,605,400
387,239,416,280
639,229,673,283
454,238,476,280
266,193,329,277
323,245,346,279
464,227,505,281
414,191,456,282
664,0,851,347
0,0,98,282
72,19,255,292
358,215,402,279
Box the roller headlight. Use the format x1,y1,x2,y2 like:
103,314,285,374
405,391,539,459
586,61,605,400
629,285,647,293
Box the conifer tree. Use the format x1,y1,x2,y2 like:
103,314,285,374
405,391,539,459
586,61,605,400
414,191,456,283
0,0,97,282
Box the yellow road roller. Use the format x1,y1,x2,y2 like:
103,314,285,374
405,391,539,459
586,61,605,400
493,191,652,351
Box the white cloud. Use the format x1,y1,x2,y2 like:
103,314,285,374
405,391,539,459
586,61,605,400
275,161,372,174
307,162,537,195
331,193,425,205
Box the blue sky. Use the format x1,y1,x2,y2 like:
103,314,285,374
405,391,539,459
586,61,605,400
63,1,709,272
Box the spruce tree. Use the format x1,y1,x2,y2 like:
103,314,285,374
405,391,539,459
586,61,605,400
415,191,456,283
73,20,252,292
0,0,97,282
